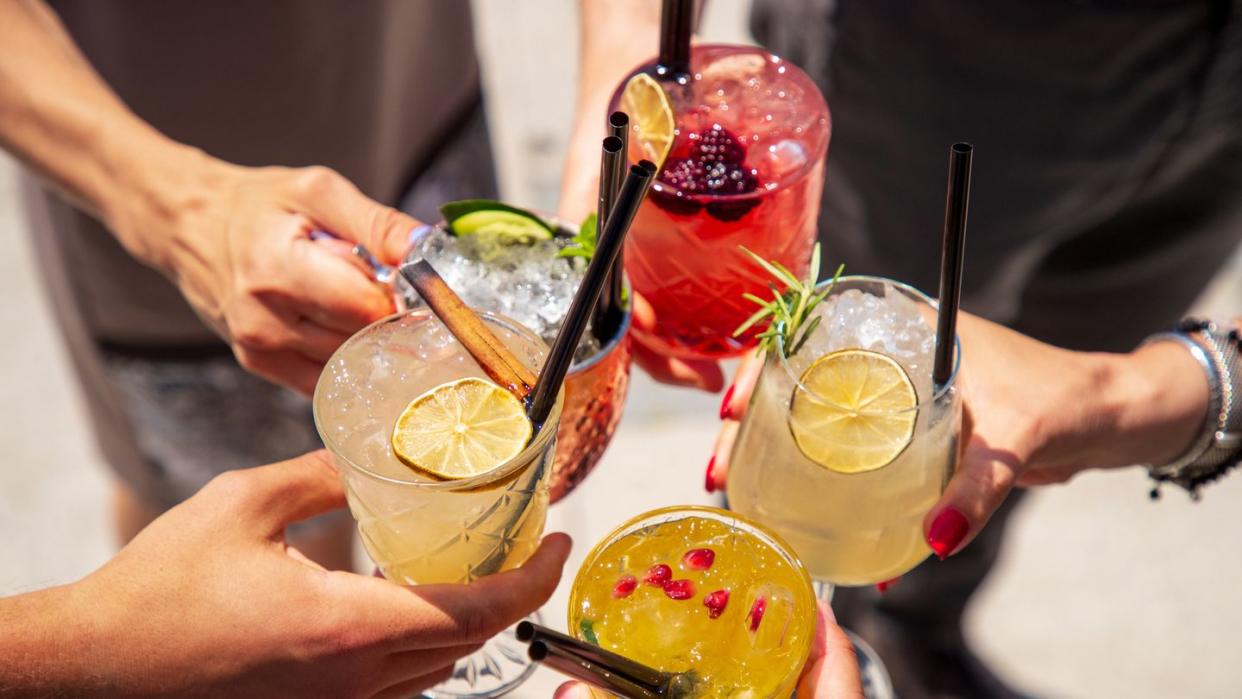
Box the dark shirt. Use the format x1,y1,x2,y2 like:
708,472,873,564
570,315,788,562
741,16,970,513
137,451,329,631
753,0,1242,335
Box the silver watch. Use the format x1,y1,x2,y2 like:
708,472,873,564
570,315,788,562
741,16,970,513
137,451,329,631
1140,320,1241,498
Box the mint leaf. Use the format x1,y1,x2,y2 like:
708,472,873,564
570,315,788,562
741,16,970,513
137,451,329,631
578,618,600,646
557,213,598,260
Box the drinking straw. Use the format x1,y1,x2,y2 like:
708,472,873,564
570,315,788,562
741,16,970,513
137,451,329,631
609,111,630,165
590,134,627,344
399,260,538,400
657,0,693,79
603,112,630,329
529,641,662,699
527,161,657,426
515,621,671,688
933,143,973,389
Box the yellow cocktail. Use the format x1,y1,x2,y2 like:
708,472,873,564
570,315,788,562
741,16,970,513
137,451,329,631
313,308,563,585
727,276,961,586
568,506,816,698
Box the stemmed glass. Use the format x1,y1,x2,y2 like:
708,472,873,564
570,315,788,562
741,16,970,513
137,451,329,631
727,276,964,699
611,43,830,360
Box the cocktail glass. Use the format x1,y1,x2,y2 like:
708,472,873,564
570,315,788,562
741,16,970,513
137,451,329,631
398,219,632,502
567,506,817,698
613,44,830,360
727,275,962,698
313,308,564,699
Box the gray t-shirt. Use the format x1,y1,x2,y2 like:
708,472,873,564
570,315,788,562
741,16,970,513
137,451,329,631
753,0,1242,345
38,0,483,346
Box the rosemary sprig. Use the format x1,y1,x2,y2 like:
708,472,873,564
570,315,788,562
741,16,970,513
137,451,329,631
732,243,842,357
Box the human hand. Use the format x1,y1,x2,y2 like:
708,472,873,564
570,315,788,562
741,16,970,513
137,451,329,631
115,156,419,394
629,292,726,392
708,311,1209,557
58,451,571,698
552,600,862,699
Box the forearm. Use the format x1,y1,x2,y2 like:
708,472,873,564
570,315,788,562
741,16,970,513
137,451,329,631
560,1,663,216
575,0,662,123
0,583,113,696
1054,342,1210,471
0,0,213,269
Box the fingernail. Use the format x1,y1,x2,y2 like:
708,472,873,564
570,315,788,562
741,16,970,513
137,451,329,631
876,576,900,593
408,224,432,245
705,456,717,493
719,385,735,420
927,507,970,559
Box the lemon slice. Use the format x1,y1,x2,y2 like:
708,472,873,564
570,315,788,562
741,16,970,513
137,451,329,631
392,377,532,480
788,349,918,474
619,73,675,168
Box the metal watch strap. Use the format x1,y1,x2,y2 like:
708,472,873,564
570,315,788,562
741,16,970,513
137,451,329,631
1142,320,1242,498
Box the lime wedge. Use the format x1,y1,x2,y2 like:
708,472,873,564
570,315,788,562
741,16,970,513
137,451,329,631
788,349,918,474
392,377,533,480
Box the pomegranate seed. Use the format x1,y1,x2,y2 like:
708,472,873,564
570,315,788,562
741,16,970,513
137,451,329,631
644,564,672,586
682,548,716,571
703,589,730,618
747,596,767,632
612,575,637,599
663,579,696,600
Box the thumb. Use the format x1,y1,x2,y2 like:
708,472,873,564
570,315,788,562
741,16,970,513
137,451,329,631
224,450,347,538
797,600,864,699
293,167,422,265
554,681,611,699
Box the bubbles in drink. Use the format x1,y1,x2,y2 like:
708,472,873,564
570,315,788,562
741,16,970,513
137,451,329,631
667,46,829,188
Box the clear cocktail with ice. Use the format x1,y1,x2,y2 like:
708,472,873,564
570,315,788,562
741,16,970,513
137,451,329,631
614,45,830,359
399,217,630,502
727,276,962,586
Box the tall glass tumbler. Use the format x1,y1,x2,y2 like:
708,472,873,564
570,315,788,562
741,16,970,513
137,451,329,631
314,308,563,698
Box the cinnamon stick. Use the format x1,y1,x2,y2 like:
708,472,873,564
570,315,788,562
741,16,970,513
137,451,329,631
400,260,537,400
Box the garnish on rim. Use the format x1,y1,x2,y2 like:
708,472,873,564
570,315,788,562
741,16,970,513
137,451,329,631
438,199,554,245
732,243,843,358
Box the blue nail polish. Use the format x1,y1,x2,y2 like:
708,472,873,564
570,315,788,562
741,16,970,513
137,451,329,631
408,224,432,246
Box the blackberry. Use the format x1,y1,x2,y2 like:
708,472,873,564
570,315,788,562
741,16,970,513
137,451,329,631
651,157,707,215
692,124,746,165
649,125,763,221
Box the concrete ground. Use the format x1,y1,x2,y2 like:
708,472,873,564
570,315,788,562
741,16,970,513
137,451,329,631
2,2,1240,698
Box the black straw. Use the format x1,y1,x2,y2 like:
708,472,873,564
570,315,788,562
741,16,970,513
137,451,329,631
590,132,627,344
528,161,656,426
933,143,972,389
529,641,661,699
657,0,693,79
516,622,671,688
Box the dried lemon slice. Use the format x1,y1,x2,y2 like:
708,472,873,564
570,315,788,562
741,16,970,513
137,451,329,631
619,73,675,168
392,377,532,479
789,349,917,474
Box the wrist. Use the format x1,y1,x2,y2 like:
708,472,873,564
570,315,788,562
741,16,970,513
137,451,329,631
96,124,230,272
1089,342,1210,468
1027,343,1208,474
0,580,116,695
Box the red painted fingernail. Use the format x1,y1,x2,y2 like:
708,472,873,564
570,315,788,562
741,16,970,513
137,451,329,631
719,385,735,420
705,456,717,493
876,576,900,593
927,507,970,559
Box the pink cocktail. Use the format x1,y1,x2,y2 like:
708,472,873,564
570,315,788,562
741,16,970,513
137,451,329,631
614,45,830,360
